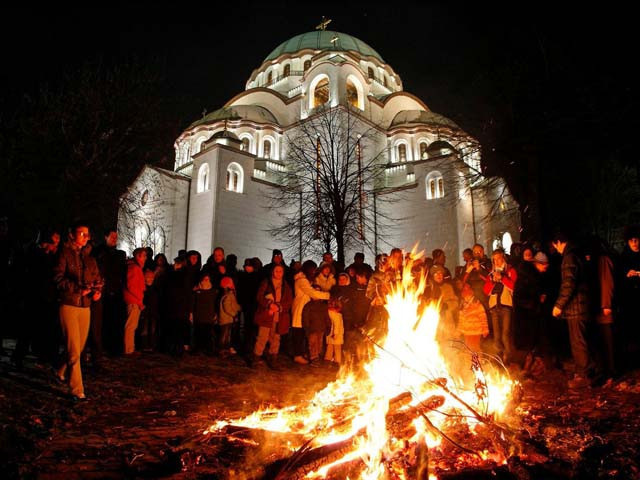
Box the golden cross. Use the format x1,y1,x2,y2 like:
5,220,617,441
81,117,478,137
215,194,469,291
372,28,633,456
315,16,332,31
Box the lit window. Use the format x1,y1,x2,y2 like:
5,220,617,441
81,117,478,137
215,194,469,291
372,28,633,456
263,139,272,159
283,64,290,77
304,60,311,72
266,71,272,85
241,137,250,152
398,144,407,162
502,232,513,253
367,67,374,79
426,171,444,199
197,163,210,193
226,162,244,193
419,142,428,159
313,77,330,108
346,79,359,108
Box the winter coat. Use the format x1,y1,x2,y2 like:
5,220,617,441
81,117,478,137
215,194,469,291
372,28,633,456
302,299,330,334
219,290,241,325
291,272,330,328
458,296,489,337
191,287,217,325
92,244,126,296
342,283,370,331
53,242,102,308
554,245,589,318
123,259,145,307
620,247,640,312
513,261,543,310
596,255,615,325
254,278,293,334
315,272,336,292
165,268,192,320
483,264,517,309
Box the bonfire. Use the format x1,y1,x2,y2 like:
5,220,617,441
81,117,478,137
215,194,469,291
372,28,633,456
203,252,527,479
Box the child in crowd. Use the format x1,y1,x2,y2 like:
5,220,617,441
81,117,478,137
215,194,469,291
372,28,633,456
457,282,489,351
315,262,336,292
139,269,159,351
324,298,344,365
219,276,241,357
190,273,218,355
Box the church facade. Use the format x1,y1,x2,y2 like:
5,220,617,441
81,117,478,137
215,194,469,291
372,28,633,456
118,30,519,264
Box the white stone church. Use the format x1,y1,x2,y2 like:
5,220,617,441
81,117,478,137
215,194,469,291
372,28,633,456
118,29,519,265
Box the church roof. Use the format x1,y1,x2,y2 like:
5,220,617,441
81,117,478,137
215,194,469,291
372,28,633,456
189,105,278,129
265,31,385,63
390,110,459,130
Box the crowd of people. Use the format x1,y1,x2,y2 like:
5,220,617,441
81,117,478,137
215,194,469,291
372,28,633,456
2,222,640,400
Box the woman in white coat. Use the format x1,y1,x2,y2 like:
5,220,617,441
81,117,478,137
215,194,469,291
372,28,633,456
291,260,330,364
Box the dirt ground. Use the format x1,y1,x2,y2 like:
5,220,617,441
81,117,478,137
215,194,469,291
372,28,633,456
2,343,640,479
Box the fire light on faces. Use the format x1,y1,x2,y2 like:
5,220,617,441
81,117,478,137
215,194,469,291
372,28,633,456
207,249,518,478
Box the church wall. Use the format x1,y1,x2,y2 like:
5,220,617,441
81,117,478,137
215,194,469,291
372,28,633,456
376,161,461,273
212,148,296,263
187,150,217,258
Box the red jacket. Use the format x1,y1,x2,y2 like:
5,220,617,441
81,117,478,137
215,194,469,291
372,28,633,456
483,264,517,308
254,278,293,335
123,259,145,307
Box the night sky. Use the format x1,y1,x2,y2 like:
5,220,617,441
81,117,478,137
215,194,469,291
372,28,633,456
1,2,636,240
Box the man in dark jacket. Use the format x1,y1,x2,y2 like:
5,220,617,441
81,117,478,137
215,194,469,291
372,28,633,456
551,232,591,388
53,224,102,400
13,229,60,368
90,228,126,359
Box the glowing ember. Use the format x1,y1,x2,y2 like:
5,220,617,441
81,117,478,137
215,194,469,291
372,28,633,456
205,250,519,478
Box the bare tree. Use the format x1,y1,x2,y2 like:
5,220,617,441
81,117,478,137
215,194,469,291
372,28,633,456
268,105,400,265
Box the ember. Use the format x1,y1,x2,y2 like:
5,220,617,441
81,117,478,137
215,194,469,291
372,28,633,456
205,252,522,479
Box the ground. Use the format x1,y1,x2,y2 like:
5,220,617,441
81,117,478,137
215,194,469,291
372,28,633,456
1,345,640,479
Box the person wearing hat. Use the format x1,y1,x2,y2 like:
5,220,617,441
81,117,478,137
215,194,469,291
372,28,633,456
424,264,459,345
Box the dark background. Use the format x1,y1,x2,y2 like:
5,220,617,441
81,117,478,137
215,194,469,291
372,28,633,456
1,2,637,245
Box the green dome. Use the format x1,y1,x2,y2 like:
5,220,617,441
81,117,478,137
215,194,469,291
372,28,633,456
265,31,385,63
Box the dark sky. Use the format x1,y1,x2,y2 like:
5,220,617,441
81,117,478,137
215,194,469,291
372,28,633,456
4,2,629,127
1,2,635,237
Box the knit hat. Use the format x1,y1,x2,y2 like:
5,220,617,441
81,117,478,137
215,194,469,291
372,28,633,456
533,252,549,264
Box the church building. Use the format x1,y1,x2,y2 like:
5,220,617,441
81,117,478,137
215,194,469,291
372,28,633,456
118,29,519,264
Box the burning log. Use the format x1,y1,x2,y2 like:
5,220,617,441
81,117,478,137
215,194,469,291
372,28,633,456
263,392,445,479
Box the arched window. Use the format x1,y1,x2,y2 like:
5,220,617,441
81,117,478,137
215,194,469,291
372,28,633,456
283,64,290,77
398,144,407,162
367,67,374,79
197,163,210,193
502,232,513,253
310,75,330,108
266,71,272,85
226,162,244,193
346,75,364,110
239,135,251,153
419,142,428,159
263,138,272,159
303,59,311,72
383,75,388,88
426,171,444,200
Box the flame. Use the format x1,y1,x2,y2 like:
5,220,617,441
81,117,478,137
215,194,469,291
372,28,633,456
206,249,517,478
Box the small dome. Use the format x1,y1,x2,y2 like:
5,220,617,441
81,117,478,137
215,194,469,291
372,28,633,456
265,31,385,63
211,130,239,140
390,110,459,129
189,105,278,129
